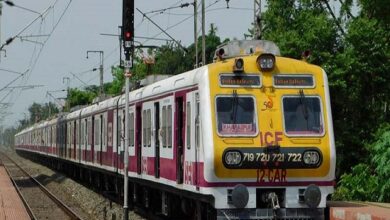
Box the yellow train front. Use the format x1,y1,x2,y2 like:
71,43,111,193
202,40,335,219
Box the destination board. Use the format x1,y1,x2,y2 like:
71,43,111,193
273,75,314,87
219,74,261,87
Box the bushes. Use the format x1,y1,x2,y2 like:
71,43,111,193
333,125,390,202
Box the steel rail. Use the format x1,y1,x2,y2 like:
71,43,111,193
0,152,84,220
1,158,37,220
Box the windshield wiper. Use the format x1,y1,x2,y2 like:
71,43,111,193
231,90,238,124
299,89,309,129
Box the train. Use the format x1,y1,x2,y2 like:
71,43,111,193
15,40,336,220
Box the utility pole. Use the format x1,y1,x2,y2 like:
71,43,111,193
201,0,206,65
62,77,70,111
0,2,2,50
122,0,134,219
254,0,261,39
194,0,198,67
86,50,104,97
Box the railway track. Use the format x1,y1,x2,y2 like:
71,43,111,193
0,152,84,220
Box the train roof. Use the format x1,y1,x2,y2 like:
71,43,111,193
79,95,121,117
16,56,207,135
118,65,208,106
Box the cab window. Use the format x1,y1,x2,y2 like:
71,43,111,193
283,96,324,136
216,96,257,136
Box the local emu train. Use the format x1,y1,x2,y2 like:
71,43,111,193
15,40,335,220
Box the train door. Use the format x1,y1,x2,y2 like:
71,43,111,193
113,109,119,171
120,109,125,170
67,122,71,159
101,113,106,166
76,120,79,161
80,119,83,162
73,121,77,160
104,111,110,167
154,102,160,178
66,122,70,158
62,122,66,158
98,114,103,165
175,96,184,184
136,105,142,174
195,93,200,189
184,92,200,188
84,118,88,163
91,116,95,163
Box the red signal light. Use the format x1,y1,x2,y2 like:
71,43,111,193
125,32,131,39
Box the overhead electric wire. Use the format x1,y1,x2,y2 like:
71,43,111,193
144,2,194,16
140,0,224,46
0,6,52,50
69,72,88,87
135,0,187,30
0,0,73,121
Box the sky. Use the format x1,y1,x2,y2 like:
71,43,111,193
0,0,257,127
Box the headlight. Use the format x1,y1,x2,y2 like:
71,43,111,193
224,151,242,165
303,150,320,165
233,58,244,72
257,53,275,72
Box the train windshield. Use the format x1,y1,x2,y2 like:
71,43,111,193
283,96,324,136
216,96,257,136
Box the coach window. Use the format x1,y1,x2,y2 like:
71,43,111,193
69,123,72,147
216,96,257,136
162,106,167,148
118,114,122,143
52,126,55,146
95,117,100,146
80,121,84,146
186,102,191,150
142,110,146,147
87,119,90,147
67,124,71,150
129,112,134,147
282,96,324,136
103,114,107,151
167,105,172,148
101,114,105,150
76,122,79,148
147,109,151,147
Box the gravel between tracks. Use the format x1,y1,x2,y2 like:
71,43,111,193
4,149,145,220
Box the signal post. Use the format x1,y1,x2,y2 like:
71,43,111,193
122,0,134,219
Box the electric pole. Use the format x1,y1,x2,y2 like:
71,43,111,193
62,77,70,111
254,0,261,39
201,0,206,65
122,0,134,219
194,0,198,67
86,50,104,98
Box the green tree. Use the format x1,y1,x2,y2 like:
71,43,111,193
107,66,125,95
333,125,390,202
261,0,339,64
132,23,226,78
259,0,390,179
28,102,59,123
67,88,96,109
0,126,18,147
